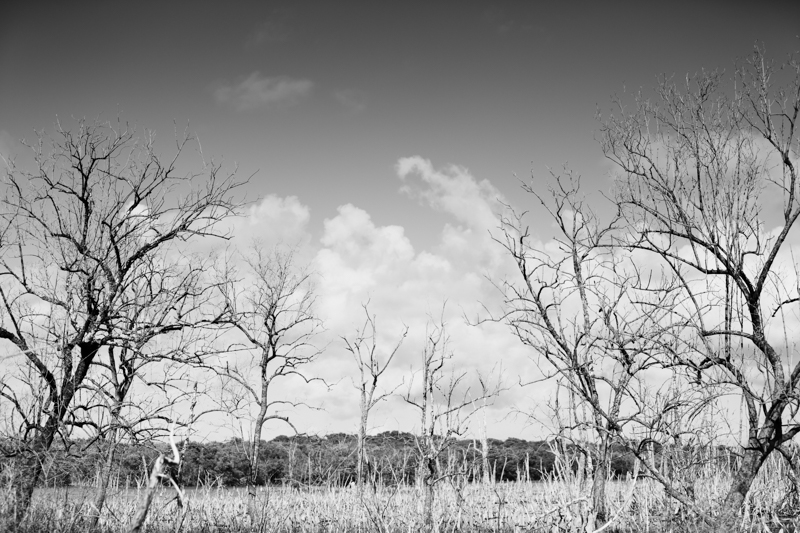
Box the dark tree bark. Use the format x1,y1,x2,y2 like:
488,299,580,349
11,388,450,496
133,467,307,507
598,46,800,524
0,118,241,521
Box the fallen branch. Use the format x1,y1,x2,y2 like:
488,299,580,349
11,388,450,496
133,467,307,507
126,425,185,533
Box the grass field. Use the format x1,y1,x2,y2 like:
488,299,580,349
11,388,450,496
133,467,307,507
3,453,799,533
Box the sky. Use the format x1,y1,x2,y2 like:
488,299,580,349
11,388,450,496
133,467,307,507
2,1,799,442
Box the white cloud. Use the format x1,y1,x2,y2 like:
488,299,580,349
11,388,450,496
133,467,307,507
312,160,518,341
397,156,518,281
190,162,544,440
223,194,315,266
306,161,538,438
396,156,506,231
320,204,414,265
184,194,313,262
314,204,416,330
213,72,312,111
189,150,800,442
244,194,310,244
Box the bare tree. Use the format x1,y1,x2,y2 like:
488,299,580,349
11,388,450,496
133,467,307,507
211,244,322,520
403,309,502,533
494,172,678,526
82,342,209,528
0,118,241,521
598,46,800,523
77,229,229,526
342,302,407,495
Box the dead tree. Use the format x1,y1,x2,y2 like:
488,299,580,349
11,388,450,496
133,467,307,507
403,308,502,533
211,244,322,520
82,344,209,529
79,231,228,526
495,172,715,526
599,46,800,524
342,301,407,495
0,118,241,521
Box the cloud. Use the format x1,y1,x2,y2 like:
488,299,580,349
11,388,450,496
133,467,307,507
246,194,310,238
225,194,313,258
213,72,312,111
186,194,313,260
190,161,544,439
323,158,515,317
334,89,367,113
309,168,534,437
314,205,416,327
320,204,414,266
396,156,513,276
396,156,506,231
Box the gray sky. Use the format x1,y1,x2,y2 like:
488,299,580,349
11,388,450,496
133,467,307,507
2,1,799,440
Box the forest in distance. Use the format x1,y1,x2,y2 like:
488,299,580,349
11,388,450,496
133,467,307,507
5,432,640,488
3,43,800,533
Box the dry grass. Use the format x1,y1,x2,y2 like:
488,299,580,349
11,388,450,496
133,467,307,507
2,452,799,532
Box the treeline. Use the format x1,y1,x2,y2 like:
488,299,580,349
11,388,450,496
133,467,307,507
22,432,644,488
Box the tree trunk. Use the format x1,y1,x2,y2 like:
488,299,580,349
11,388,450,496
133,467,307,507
8,452,42,524
357,393,368,495
591,440,608,525
6,343,100,523
88,439,118,528
247,365,270,522
6,428,57,523
718,448,766,526
246,484,257,523
481,435,491,484
247,413,267,522
422,456,435,533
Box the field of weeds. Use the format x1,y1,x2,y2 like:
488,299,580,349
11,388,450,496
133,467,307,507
3,456,799,533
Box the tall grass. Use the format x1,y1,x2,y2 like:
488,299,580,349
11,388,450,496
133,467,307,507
2,451,799,532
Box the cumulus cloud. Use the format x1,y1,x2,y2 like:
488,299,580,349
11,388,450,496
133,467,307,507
314,202,491,332
396,156,506,231
193,162,540,439
308,162,536,437
185,194,312,261
320,204,414,266
220,194,314,264
244,194,310,243
213,72,312,111
396,156,515,277
312,160,517,331
314,205,417,330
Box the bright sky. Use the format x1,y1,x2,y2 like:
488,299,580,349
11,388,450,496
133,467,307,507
2,1,799,441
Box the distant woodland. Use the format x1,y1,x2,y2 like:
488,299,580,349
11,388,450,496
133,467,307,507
14,432,639,488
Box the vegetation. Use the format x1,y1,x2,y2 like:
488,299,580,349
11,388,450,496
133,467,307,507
0,432,636,489
0,437,797,532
